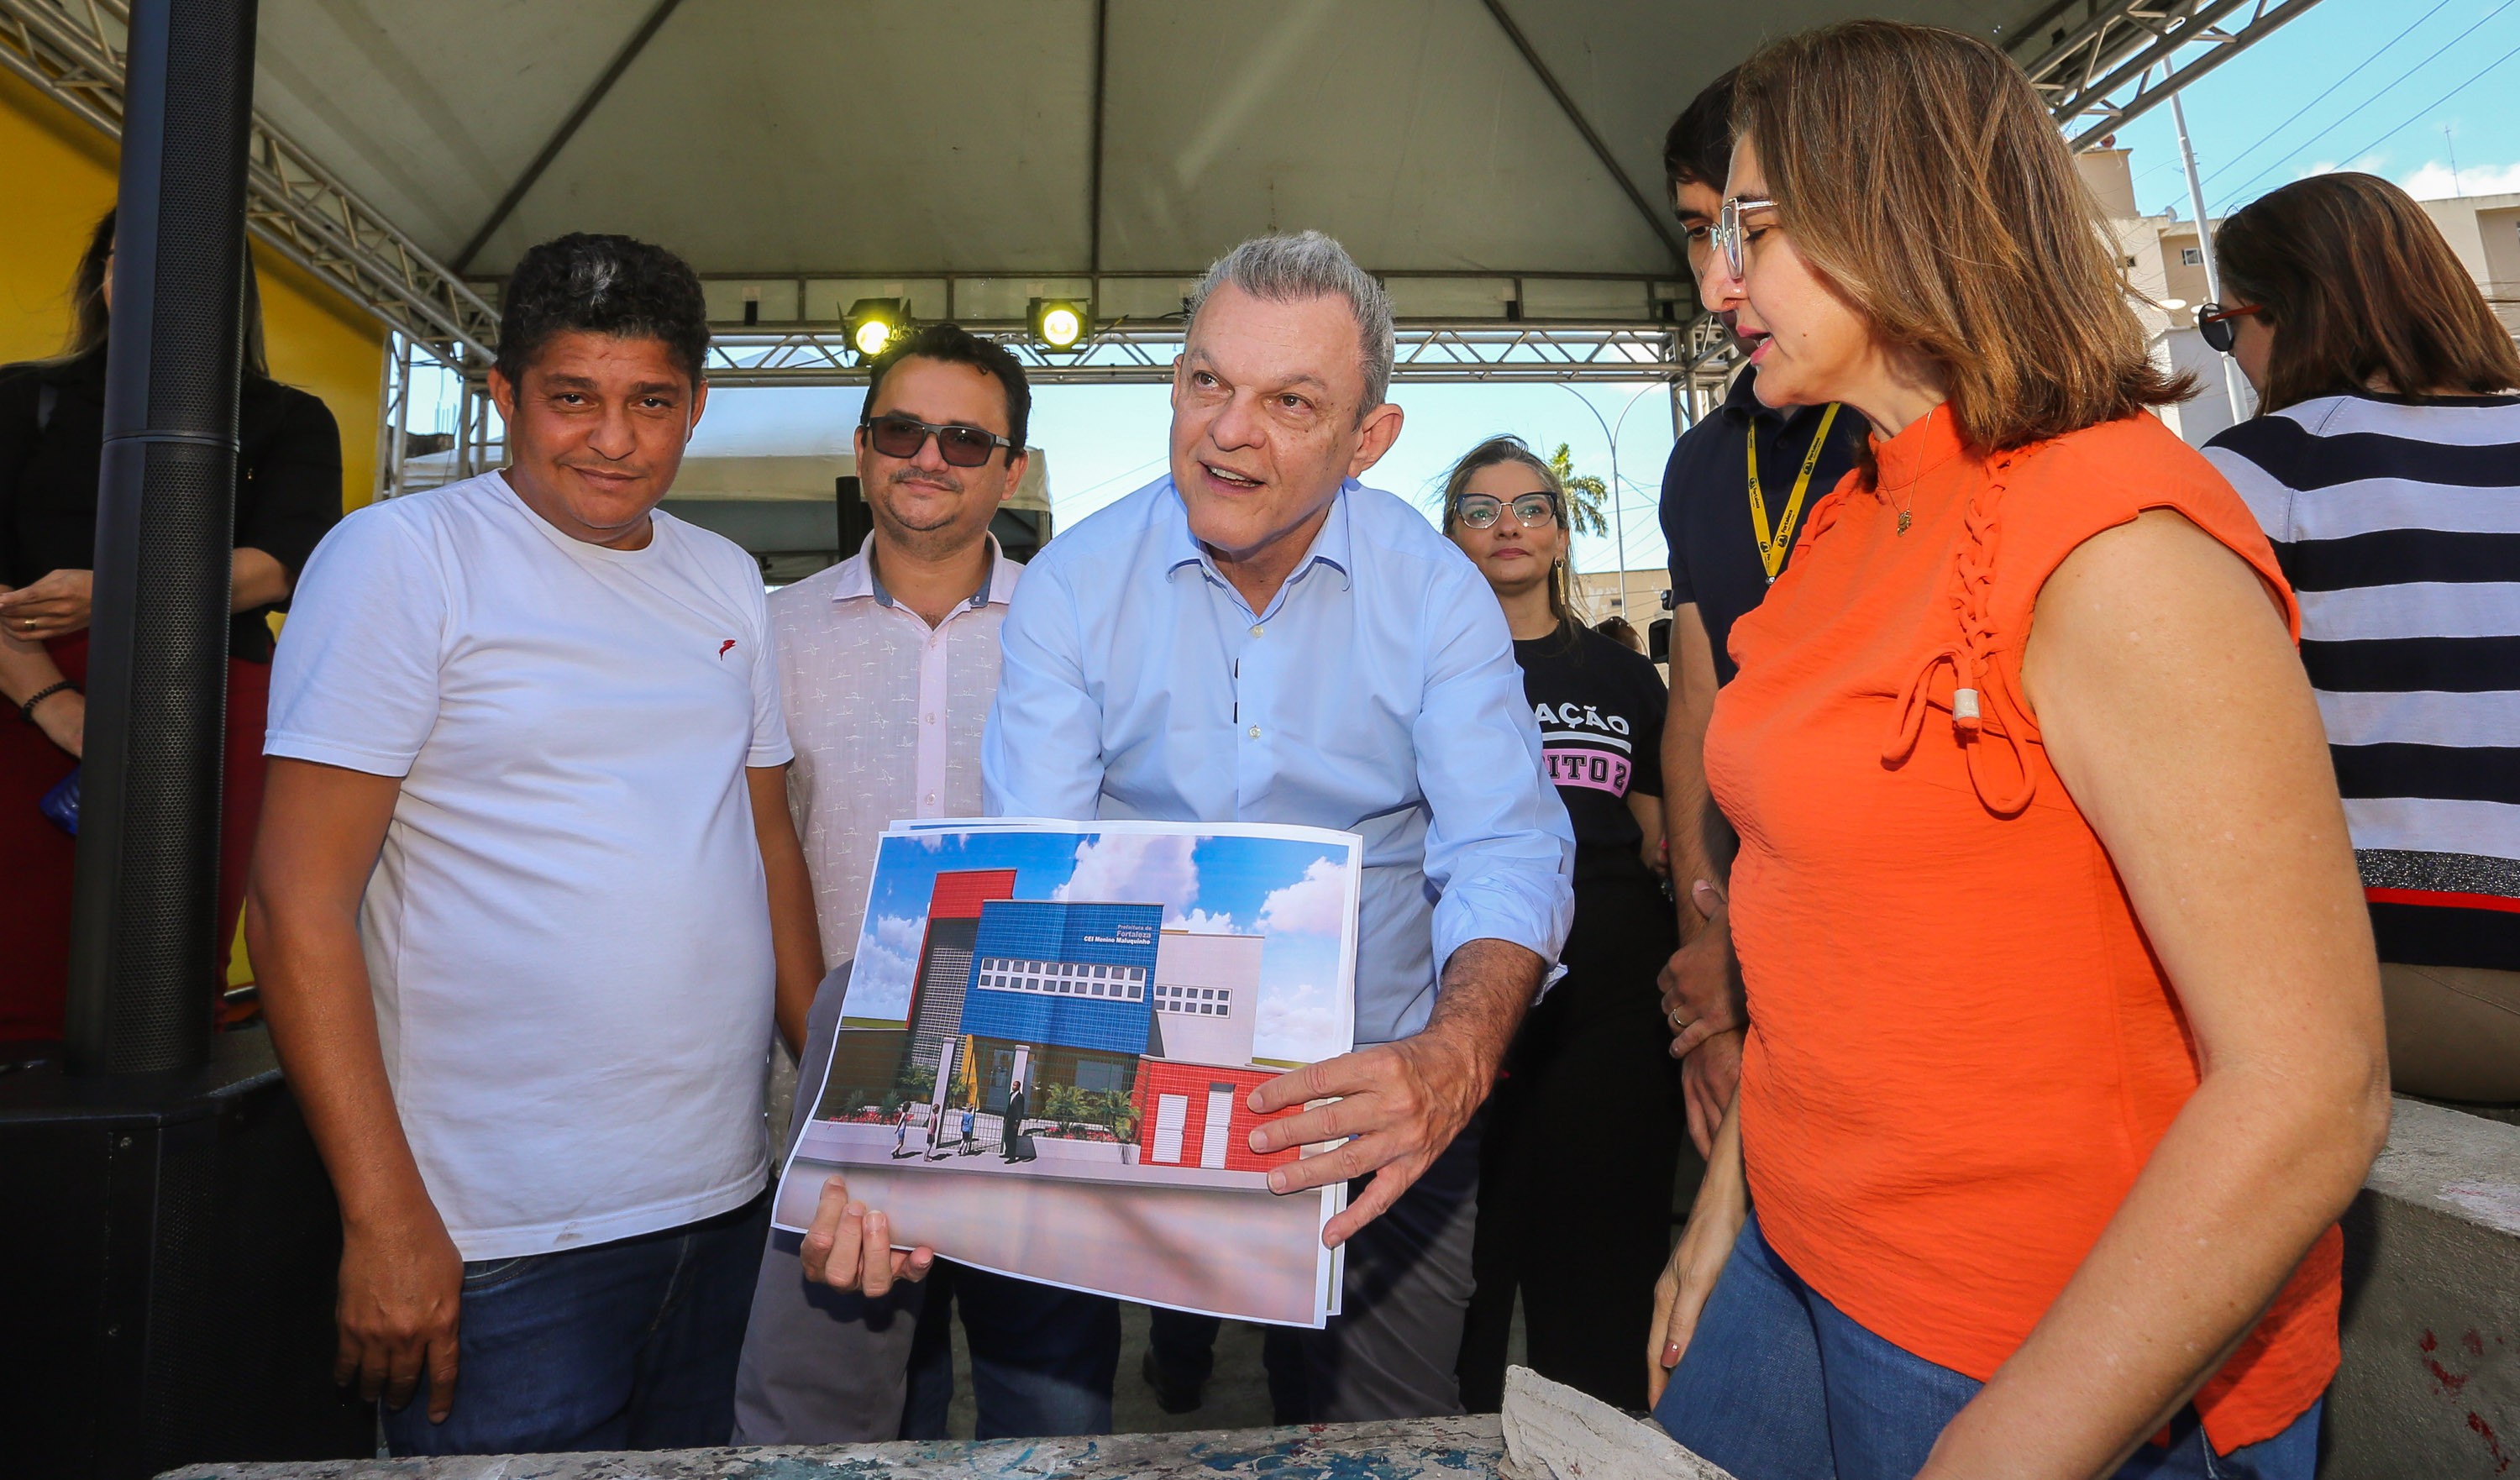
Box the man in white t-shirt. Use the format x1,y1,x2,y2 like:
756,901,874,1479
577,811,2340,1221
246,234,827,1455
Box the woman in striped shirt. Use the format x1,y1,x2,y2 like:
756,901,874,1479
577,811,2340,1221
2203,171,2520,1107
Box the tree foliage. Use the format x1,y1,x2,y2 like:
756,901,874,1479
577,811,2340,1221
1548,443,1610,537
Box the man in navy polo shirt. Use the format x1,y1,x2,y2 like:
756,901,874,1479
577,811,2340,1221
1653,71,1868,1152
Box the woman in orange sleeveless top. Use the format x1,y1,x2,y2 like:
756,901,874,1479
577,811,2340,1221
1641,24,2389,1480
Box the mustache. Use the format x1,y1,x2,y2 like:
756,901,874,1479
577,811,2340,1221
885,466,964,495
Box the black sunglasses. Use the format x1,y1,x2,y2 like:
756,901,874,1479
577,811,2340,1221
2197,302,2262,356
860,412,1016,468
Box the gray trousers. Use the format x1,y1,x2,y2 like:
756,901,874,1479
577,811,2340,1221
732,963,925,1444
732,963,1484,1437
1264,1114,1483,1423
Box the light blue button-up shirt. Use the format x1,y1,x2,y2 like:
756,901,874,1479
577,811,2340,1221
982,475,1575,1047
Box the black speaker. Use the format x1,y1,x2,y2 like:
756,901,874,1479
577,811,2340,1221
836,474,873,560
67,0,258,1075
0,1027,370,1477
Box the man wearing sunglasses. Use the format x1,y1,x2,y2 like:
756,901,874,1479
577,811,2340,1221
966,230,1572,1424
1653,73,1869,1158
733,324,1137,1446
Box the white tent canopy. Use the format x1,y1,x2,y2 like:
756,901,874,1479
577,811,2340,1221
1,0,2318,385
237,1,2306,298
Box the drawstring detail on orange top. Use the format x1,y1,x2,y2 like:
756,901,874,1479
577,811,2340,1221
1882,459,2038,816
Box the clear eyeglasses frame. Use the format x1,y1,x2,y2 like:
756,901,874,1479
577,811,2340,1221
1456,492,1560,530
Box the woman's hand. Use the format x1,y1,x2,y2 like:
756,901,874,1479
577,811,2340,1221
30,686,84,758
1646,1092,1746,1407
0,569,94,638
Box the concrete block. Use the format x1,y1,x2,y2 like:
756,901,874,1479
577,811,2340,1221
1499,1366,1734,1480
2329,1097,2520,1479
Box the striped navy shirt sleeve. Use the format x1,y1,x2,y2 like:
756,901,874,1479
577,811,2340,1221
2206,392,2520,972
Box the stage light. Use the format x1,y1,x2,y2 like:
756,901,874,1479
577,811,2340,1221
1029,297,1091,353
845,298,907,360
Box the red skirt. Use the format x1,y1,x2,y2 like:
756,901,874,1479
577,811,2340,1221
0,632,270,1043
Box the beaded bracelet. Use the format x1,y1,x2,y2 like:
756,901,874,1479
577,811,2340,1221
18,680,76,723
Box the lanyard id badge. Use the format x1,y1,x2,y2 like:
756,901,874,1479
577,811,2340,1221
1746,401,1842,584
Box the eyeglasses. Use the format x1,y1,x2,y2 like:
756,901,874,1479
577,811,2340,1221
2197,302,2263,355
860,412,1016,468
1711,196,1777,282
1681,222,1714,270
1456,492,1559,530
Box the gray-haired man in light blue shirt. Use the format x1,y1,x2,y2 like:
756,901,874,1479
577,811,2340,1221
983,230,1576,1421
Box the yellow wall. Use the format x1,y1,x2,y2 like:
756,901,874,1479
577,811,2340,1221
3,68,388,988
0,66,385,512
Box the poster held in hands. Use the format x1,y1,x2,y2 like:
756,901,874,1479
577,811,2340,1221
773,817,1363,1326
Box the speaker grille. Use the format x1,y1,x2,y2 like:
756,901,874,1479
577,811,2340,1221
99,443,233,1072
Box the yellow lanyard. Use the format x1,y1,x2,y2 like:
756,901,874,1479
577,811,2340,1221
1746,402,1841,584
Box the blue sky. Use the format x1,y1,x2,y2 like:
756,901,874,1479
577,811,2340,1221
2112,0,2520,219
842,827,1355,1063
662,0,2518,588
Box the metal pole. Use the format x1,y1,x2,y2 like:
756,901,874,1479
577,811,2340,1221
64,0,260,1075
2171,87,2250,425
1556,382,1656,617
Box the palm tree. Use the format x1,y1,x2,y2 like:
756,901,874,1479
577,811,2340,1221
1548,443,1610,537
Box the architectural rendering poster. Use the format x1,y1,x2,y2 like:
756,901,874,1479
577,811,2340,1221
773,818,1364,1326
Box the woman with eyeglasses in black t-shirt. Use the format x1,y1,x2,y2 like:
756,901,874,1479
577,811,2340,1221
1440,434,1687,1414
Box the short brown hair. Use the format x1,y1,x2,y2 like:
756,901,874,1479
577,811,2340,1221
1663,70,1738,197
1733,21,2187,458
2215,172,2520,416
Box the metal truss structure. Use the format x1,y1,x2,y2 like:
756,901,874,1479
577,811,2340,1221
2008,0,2325,150
0,0,497,368
702,320,1700,388
4,0,2317,472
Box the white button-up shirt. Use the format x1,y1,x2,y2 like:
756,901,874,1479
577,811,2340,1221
769,535,1021,966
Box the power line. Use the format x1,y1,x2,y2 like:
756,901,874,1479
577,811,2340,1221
2318,34,2520,190
2213,0,2520,211
2196,0,2449,192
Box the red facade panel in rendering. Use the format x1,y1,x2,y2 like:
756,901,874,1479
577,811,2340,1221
1131,1059,1299,1173
929,869,1018,920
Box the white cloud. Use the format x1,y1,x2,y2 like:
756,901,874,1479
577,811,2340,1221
1257,857,1348,937
1169,906,1241,933
1254,978,1346,1064
2396,159,2520,201
1053,832,1200,913
840,912,926,1021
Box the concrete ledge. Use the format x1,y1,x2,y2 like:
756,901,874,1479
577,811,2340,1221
2329,1097,2520,1478
159,1415,1508,1480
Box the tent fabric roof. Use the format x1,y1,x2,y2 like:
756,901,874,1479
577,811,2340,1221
251,0,2035,286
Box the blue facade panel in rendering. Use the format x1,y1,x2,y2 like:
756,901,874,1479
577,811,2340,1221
960,900,1163,1057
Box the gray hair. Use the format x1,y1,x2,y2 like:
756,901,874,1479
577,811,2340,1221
1186,230,1395,412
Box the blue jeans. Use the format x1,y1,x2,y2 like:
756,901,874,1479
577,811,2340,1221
384,1189,769,1456
899,1260,1121,1440
1652,1215,2321,1480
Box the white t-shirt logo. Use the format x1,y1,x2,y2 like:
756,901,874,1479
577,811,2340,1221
720,638,737,659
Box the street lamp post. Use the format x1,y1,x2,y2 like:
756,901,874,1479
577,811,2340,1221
1557,381,1665,619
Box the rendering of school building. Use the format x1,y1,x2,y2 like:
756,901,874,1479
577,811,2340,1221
898,869,1297,1173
